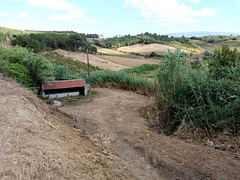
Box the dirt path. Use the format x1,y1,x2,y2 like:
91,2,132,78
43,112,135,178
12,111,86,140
0,79,135,179
59,88,240,180
55,49,159,71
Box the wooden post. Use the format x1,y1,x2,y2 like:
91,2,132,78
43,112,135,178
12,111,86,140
87,49,92,102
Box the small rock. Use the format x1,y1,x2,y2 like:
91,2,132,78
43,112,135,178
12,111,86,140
145,165,152,169
205,139,215,148
52,100,62,107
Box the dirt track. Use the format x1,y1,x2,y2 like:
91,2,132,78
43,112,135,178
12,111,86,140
60,88,240,180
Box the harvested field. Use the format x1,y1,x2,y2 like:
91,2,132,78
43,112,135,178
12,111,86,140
0,78,133,179
96,45,128,56
118,44,179,55
55,49,159,71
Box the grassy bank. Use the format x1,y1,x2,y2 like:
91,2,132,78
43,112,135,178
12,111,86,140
155,47,240,135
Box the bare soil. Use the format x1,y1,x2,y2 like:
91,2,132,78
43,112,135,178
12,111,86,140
60,88,240,180
55,49,159,71
0,78,134,179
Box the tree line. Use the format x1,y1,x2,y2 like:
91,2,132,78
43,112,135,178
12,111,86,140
190,35,240,43
93,32,190,48
11,32,97,53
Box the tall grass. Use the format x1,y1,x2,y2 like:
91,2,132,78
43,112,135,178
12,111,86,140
79,71,155,95
57,70,155,95
122,64,159,74
156,48,240,135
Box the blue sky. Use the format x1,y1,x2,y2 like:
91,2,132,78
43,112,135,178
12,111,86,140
0,0,240,37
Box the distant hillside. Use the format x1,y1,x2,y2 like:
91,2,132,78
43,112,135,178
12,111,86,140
167,31,240,37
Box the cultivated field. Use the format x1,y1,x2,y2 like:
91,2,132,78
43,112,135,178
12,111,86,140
55,49,160,71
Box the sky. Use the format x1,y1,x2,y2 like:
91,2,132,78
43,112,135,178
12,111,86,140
0,0,240,37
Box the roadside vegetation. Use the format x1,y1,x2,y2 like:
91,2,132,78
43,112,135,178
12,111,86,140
156,46,240,135
0,47,53,87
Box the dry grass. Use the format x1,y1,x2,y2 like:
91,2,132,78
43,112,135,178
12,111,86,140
0,77,133,180
118,44,178,55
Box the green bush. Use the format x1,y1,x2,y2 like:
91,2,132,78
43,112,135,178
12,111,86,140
209,45,239,69
157,48,240,135
0,59,9,76
22,54,54,86
0,47,54,87
12,32,97,53
6,63,33,87
53,64,70,80
122,64,159,74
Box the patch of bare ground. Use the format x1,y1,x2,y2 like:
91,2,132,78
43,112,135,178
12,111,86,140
54,49,159,71
94,45,130,56
0,78,134,179
60,88,240,180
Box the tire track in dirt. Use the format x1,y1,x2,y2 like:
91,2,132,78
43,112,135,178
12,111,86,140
59,88,240,180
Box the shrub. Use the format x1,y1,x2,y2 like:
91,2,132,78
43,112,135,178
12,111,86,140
0,47,54,87
209,45,239,69
122,64,159,74
22,54,54,86
6,63,33,87
0,59,9,76
156,48,240,135
53,64,70,80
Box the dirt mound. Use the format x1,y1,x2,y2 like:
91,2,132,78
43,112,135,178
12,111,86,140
0,78,133,179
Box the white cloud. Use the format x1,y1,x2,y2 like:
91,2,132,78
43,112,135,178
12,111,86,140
186,0,201,3
48,8,96,24
83,19,97,24
17,0,96,24
123,0,216,25
0,12,8,17
34,13,40,18
20,0,72,10
18,12,29,18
